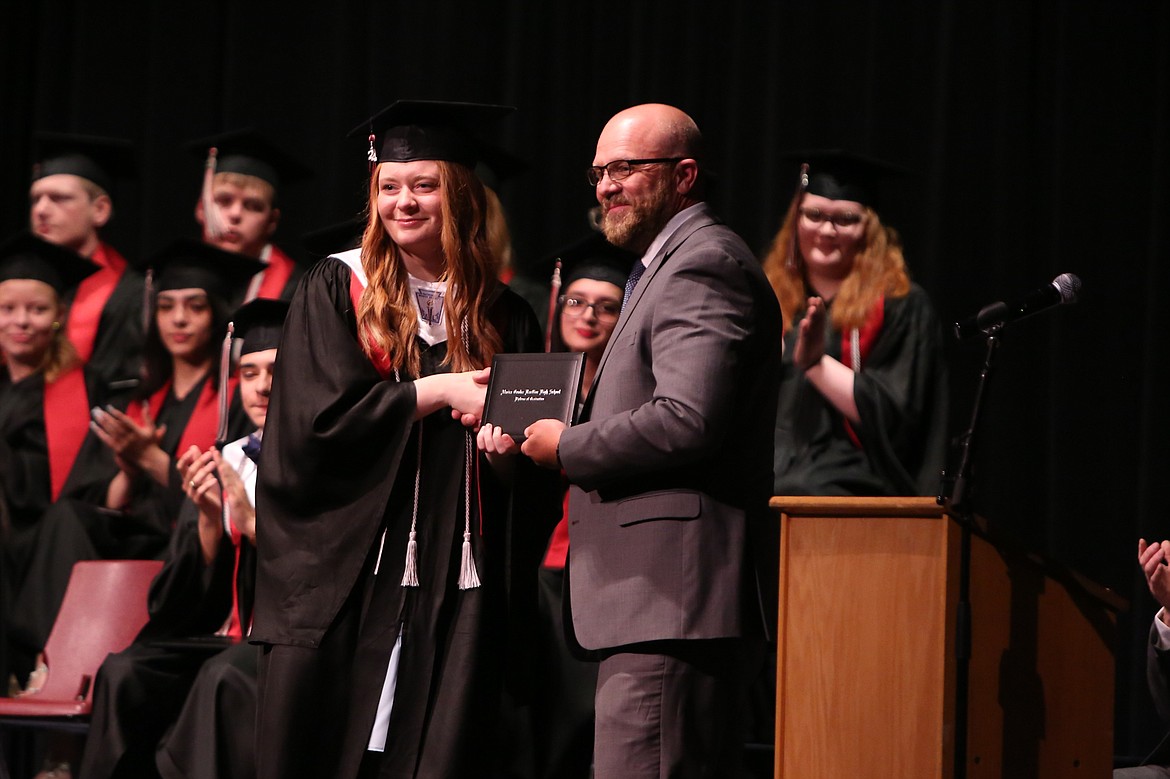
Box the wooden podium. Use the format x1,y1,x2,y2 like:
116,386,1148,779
770,496,1123,778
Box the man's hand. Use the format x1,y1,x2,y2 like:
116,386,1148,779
521,419,567,469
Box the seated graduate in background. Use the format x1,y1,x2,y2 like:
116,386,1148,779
1116,539,1170,778
29,132,146,398
80,298,287,779
760,150,949,497
189,129,311,304
0,232,103,692
4,240,260,696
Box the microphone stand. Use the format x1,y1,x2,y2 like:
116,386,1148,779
937,321,1002,779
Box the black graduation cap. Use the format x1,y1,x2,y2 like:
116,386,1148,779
231,298,290,355
350,100,515,168
149,239,265,303
552,232,636,291
0,231,100,294
300,217,365,258
187,128,311,190
787,149,907,209
32,132,136,194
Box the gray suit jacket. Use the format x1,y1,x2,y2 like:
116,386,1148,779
558,204,783,651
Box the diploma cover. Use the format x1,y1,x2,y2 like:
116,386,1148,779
483,352,585,441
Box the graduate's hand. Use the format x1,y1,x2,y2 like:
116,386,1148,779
91,405,167,465
521,419,565,469
792,296,828,372
1140,538,1170,616
477,424,520,456
213,449,255,544
177,445,223,520
447,368,490,428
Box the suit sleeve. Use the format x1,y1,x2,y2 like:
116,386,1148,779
558,233,760,492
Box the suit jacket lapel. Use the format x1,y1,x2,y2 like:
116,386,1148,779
585,206,719,414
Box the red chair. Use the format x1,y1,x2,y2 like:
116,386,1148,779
0,559,163,775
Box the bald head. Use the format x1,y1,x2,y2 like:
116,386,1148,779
598,104,703,162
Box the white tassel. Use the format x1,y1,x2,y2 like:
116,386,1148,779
401,529,419,587
458,531,480,590
458,431,481,590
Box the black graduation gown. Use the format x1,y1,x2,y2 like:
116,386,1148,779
773,283,949,496
3,374,252,682
253,257,554,779
85,262,147,401
79,500,255,779
0,368,109,686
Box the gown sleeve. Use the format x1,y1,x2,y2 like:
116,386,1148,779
0,378,52,526
852,283,950,495
251,258,421,647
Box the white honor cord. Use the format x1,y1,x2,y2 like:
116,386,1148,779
850,328,861,373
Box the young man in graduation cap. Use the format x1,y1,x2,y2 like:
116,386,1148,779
79,298,288,779
29,132,146,398
190,129,310,303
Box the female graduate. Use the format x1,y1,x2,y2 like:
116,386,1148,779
760,150,949,497
86,238,262,547
251,100,549,779
0,231,100,689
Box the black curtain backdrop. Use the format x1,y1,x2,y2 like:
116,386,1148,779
4,0,1168,761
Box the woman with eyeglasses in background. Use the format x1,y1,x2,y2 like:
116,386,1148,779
487,230,632,779
760,150,948,498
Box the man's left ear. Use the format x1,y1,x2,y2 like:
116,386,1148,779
91,193,113,228
266,207,281,238
675,159,700,195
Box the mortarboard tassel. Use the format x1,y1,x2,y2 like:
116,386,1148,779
786,163,811,271
367,131,378,175
457,431,481,590
201,147,227,241
401,427,423,587
214,321,234,448
543,259,562,353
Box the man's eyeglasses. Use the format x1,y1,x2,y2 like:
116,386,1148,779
560,296,622,323
587,158,684,186
799,207,864,228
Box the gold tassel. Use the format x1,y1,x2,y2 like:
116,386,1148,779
201,147,227,241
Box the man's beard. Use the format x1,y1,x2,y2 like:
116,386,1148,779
599,178,676,253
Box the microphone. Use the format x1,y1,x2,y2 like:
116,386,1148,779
954,273,1081,340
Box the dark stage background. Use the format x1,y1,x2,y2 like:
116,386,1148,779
4,0,1168,762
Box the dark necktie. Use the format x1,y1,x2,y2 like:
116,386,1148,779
241,432,262,464
622,260,646,311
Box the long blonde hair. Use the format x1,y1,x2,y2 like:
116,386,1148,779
761,191,910,333
356,160,503,377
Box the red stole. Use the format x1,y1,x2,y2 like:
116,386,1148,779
254,245,296,300
841,297,885,448
67,242,128,363
127,375,236,456
348,269,393,379
42,366,91,500
225,510,247,639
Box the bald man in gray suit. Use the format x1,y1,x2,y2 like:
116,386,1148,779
498,103,783,778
